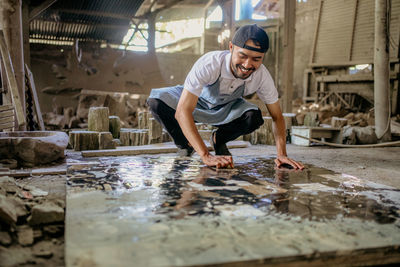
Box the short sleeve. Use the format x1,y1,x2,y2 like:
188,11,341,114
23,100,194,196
256,66,279,104
184,51,222,96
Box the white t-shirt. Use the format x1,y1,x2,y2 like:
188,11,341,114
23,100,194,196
184,50,279,104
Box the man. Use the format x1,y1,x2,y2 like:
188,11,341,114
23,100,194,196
147,24,304,170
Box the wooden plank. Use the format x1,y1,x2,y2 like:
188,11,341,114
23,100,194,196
0,115,14,124
349,0,359,61
25,64,45,130
0,109,13,118
0,105,13,112
82,141,250,157
0,30,26,127
0,121,14,130
309,0,323,64
29,0,58,21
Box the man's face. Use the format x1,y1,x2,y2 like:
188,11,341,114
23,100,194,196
229,39,264,79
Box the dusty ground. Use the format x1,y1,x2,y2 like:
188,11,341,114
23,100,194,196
1,144,399,267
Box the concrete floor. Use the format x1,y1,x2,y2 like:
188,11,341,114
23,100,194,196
65,143,400,266
237,144,400,188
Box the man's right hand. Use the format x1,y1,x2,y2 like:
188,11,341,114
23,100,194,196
201,153,234,169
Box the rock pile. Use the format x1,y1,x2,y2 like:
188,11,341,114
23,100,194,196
0,176,64,265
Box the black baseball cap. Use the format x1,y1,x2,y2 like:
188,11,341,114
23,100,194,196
232,24,269,53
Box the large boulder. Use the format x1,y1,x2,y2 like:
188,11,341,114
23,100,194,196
0,131,68,167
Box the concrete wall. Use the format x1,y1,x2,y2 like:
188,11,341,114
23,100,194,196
30,44,200,113
292,0,320,99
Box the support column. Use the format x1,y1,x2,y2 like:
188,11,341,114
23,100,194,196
147,13,156,54
1,0,26,124
374,0,391,141
282,0,296,113
22,0,30,68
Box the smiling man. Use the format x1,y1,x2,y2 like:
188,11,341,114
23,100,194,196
147,24,304,170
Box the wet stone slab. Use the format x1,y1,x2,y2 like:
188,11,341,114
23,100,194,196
66,155,400,266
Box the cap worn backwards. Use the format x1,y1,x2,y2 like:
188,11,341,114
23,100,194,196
231,24,269,53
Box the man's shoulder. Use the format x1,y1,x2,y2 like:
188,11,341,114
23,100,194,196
199,50,229,61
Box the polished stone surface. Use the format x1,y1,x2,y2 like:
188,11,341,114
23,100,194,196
66,155,400,266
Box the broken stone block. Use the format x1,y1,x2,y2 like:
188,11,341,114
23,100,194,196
99,132,116,149
71,131,99,151
109,116,121,139
0,231,12,246
249,117,275,145
303,112,319,127
0,194,17,225
354,126,377,144
88,107,109,132
32,240,54,258
148,118,162,144
28,202,64,225
138,111,149,129
17,225,34,246
120,130,131,146
0,131,68,166
331,117,348,128
43,225,64,237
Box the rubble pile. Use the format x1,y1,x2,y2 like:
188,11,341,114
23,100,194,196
43,93,149,130
0,176,65,265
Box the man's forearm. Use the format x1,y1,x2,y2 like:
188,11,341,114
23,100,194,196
272,116,287,157
175,110,209,157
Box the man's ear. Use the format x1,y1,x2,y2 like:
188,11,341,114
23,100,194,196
229,41,233,52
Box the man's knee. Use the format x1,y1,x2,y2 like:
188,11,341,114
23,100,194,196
146,98,161,113
245,109,264,130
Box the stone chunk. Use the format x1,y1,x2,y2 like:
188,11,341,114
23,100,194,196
99,132,116,149
0,231,12,246
17,225,34,246
28,202,64,225
88,107,109,132
0,194,17,225
109,116,121,138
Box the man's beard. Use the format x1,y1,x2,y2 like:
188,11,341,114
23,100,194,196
230,62,255,79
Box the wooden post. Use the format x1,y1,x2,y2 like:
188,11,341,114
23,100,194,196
374,0,391,141
1,0,26,124
22,0,30,68
0,30,26,127
282,0,296,113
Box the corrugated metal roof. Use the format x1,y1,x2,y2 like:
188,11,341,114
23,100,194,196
29,0,145,44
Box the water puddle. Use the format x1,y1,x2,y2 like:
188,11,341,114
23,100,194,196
67,155,400,223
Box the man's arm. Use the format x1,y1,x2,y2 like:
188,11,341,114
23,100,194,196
266,100,304,170
175,89,233,168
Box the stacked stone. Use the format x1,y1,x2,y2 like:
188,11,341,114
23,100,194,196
69,107,118,151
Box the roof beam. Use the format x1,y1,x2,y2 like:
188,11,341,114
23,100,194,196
58,9,132,21
29,0,58,21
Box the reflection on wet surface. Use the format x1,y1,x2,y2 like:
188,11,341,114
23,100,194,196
67,155,400,224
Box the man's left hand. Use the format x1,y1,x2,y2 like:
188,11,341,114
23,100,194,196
274,156,304,170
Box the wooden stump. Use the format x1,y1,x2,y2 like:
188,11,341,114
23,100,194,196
138,111,150,129
88,107,109,132
303,112,319,127
120,130,131,146
109,116,121,138
148,118,162,144
72,131,99,151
